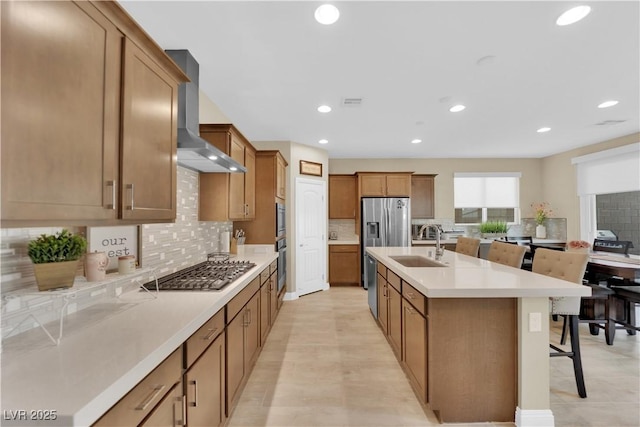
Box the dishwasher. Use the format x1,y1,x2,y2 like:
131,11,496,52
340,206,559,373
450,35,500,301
364,253,378,318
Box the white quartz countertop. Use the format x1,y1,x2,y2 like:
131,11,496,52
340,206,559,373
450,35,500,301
367,246,591,299
412,238,566,245
1,250,278,427
328,239,359,245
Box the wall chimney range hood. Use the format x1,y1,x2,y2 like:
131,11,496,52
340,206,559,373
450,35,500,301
165,49,246,173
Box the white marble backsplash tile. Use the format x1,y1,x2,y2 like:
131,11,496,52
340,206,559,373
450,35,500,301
329,219,359,241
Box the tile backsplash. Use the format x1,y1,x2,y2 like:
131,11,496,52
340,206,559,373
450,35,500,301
1,166,229,339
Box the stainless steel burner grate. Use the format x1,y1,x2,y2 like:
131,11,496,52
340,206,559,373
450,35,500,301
144,260,256,291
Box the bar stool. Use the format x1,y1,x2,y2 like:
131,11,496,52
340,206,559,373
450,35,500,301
532,248,589,398
487,240,527,268
455,236,481,257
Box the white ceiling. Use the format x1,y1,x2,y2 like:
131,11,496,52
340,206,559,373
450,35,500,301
119,1,639,159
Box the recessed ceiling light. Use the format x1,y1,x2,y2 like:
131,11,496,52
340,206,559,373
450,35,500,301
208,155,218,160
556,5,591,26
449,105,466,113
597,100,619,109
318,139,329,144
317,105,332,113
315,4,339,25
537,127,551,133
411,139,422,144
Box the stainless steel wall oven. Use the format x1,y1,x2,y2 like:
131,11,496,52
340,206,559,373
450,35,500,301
276,202,286,239
276,238,286,292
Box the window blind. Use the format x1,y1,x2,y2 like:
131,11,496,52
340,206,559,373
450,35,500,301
454,173,521,208
572,143,640,196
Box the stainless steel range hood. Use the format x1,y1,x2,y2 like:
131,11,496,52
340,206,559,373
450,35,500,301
165,49,246,173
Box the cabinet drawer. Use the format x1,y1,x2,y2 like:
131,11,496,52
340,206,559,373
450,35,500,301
329,245,358,253
185,309,225,368
94,348,182,427
377,262,387,279
270,260,277,274
387,271,401,292
227,276,260,323
260,266,270,285
403,282,426,316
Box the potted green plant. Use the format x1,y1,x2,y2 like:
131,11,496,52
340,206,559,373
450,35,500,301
28,229,87,291
479,221,508,239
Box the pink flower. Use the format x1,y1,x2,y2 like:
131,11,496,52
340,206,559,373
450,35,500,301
568,240,590,249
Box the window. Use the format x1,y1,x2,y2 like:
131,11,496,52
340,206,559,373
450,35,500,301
454,173,521,224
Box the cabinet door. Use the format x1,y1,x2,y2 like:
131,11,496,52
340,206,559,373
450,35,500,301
276,155,287,200
140,380,184,427
329,175,357,219
228,133,246,220
269,273,278,326
244,145,256,219
402,299,427,402
260,283,270,345
245,294,261,369
386,175,411,197
360,175,386,196
1,1,121,222
328,245,359,285
226,310,245,412
377,274,388,335
387,285,402,360
185,333,225,427
121,38,178,221
411,175,435,219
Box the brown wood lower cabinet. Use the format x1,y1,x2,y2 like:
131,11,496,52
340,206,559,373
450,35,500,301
402,298,427,402
140,380,184,427
375,266,518,424
184,333,225,427
226,288,261,414
329,244,360,285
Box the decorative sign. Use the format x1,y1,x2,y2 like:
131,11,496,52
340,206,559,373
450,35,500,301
88,226,139,272
300,160,323,177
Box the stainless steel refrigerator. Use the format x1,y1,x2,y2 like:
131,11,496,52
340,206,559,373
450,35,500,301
361,197,411,318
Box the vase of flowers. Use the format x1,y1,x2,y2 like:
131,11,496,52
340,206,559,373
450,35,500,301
567,240,591,253
531,202,552,238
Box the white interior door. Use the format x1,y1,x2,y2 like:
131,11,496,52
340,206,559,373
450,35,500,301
295,177,327,297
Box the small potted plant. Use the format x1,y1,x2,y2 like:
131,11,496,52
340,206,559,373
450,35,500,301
479,221,508,239
28,229,87,291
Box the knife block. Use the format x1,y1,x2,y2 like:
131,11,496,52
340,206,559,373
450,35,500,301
230,238,238,254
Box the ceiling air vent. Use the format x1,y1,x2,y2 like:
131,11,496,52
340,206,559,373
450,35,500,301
342,97,363,106
595,119,626,126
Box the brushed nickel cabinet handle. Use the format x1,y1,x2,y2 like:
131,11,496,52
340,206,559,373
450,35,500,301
204,327,218,341
407,292,415,299
135,384,166,411
175,394,185,427
106,180,116,210
405,305,415,315
189,380,198,407
126,183,135,210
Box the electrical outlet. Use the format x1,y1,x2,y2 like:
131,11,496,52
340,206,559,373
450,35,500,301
529,312,542,332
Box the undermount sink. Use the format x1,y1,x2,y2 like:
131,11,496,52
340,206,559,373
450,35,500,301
389,255,447,267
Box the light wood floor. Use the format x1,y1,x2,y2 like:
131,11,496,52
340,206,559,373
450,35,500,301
228,287,640,427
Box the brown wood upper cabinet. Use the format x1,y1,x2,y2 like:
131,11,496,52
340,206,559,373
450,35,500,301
199,124,256,221
233,150,288,244
0,1,186,226
329,175,357,219
358,173,412,197
411,175,436,219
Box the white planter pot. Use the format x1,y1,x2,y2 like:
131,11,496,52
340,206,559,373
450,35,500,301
536,224,546,239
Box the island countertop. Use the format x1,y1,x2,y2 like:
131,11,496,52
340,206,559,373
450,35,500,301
366,246,591,299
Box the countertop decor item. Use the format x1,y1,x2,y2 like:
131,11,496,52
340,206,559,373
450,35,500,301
28,229,87,291
479,220,508,239
568,240,591,253
531,201,553,225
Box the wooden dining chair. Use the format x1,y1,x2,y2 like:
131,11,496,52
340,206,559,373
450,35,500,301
455,236,481,257
532,248,589,398
487,241,527,268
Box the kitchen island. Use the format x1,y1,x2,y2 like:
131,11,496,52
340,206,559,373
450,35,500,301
367,246,590,426
1,249,278,427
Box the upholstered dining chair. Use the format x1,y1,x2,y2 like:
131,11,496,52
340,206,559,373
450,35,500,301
532,248,589,398
487,241,527,268
455,236,481,257
505,236,534,270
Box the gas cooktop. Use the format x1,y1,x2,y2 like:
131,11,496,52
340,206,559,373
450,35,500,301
144,259,256,291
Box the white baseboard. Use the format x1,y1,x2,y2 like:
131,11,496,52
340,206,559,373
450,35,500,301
283,291,298,301
515,407,554,427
